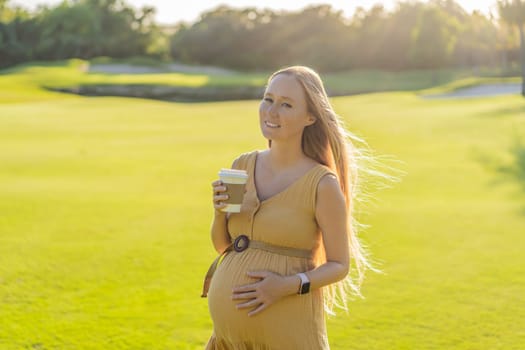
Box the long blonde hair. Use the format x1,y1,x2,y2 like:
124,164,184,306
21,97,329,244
267,66,382,314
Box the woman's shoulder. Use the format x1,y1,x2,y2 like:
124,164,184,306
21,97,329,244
231,150,261,170
309,163,339,193
316,171,340,191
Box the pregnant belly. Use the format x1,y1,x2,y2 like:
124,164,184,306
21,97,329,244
208,249,281,321
206,248,319,343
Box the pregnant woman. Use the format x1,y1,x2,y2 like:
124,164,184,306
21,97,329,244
204,66,372,349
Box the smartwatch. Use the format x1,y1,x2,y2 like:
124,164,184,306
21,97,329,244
297,272,310,295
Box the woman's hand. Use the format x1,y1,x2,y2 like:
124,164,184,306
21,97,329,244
212,180,228,213
232,271,299,317
210,179,232,253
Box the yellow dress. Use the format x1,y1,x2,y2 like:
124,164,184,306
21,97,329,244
206,150,335,350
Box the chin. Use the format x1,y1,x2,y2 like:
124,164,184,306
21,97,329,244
260,127,272,140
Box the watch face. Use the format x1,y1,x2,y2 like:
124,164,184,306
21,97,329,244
301,282,310,294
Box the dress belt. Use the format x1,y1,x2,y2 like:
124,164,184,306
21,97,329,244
201,235,312,297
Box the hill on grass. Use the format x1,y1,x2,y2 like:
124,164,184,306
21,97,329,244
0,59,520,103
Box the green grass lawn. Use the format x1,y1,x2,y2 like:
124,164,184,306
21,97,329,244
0,63,524,349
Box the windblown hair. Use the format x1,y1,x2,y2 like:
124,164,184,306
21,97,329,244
267,66,390,314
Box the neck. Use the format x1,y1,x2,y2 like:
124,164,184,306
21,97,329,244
267,139,306,170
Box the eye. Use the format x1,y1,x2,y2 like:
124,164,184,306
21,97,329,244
282,103,292,108
263,97,273,103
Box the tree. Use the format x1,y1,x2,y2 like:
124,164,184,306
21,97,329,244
0,3,36,67
379,2,425,70
409,5,460,75
170,5,352,72
454,11,499,69
498,0,525,96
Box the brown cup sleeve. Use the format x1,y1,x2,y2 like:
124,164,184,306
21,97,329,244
224,183,246,204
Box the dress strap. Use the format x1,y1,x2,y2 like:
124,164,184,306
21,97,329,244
232,150,258,171
305,165,338,212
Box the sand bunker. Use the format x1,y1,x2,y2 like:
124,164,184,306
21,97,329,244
424,83,520,99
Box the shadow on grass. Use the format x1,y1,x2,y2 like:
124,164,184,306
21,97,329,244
477,104,525,118
45,84,266,103
500,141,525,188
475,135,525,202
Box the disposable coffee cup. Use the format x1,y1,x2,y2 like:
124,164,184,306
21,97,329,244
218,168,248,213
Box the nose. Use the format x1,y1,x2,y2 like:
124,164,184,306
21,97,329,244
268,103,278,117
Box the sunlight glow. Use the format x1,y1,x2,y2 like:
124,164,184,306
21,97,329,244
12,0,500,24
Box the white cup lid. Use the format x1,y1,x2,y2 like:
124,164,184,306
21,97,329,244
218,168,248,179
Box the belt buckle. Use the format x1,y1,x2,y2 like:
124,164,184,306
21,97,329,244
233,235,249,252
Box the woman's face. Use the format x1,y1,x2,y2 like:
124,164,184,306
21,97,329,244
259,74,315,143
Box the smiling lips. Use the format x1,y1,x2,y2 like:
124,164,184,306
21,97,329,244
265,121,281,128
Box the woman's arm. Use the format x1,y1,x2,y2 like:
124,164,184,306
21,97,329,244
232,174,349,316
210,209,231,254
306,173,350,287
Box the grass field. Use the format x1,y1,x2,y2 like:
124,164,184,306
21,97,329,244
1,62,525,349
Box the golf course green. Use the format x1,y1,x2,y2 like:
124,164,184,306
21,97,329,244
0,61,524,349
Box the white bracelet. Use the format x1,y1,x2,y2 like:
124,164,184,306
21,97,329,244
296,272,310,294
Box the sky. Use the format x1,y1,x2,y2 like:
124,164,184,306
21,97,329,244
12,0,499,24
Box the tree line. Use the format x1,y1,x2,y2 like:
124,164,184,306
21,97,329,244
0,0,160,67
0,0,522,73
